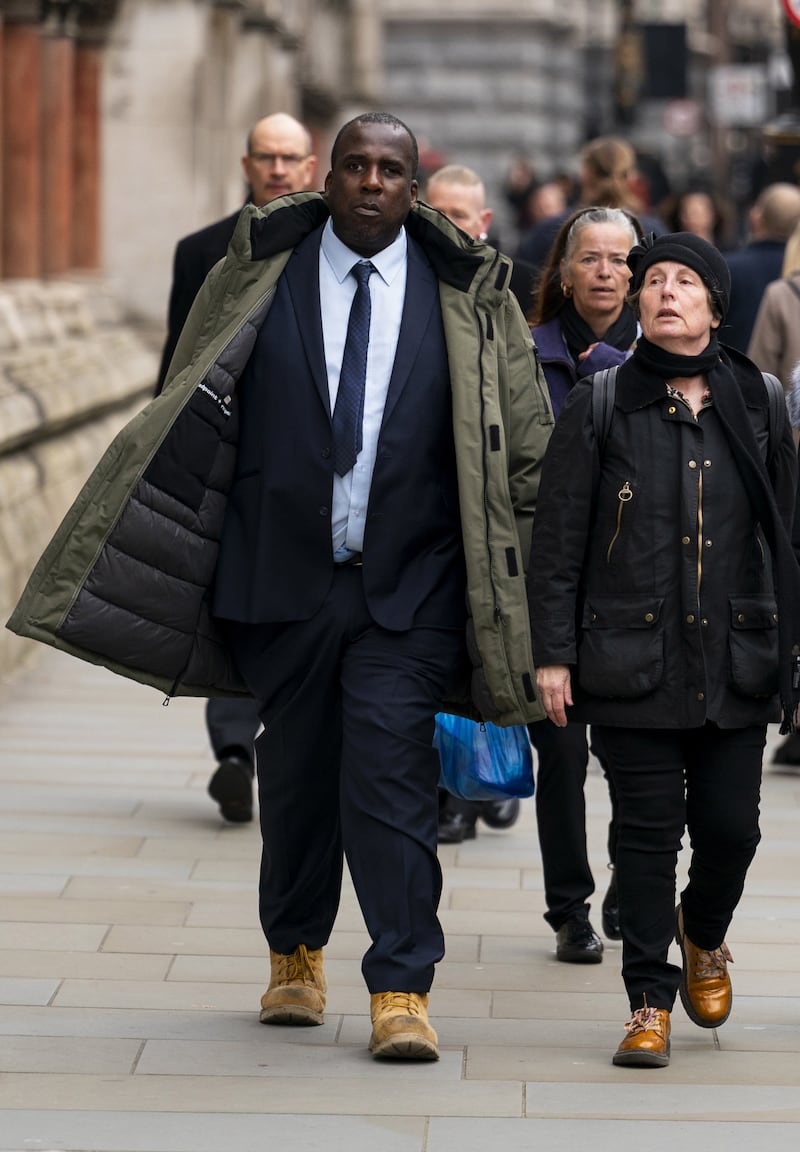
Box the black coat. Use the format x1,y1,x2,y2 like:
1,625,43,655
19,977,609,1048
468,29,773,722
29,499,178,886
529,350,797,729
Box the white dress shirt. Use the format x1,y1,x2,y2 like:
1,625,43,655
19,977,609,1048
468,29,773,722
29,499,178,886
319,218,407,558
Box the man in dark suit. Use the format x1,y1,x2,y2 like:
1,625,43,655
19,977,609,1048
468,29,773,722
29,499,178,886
157,113,316,823
425,163,524,842
723,182,800,352
208,113,549,1061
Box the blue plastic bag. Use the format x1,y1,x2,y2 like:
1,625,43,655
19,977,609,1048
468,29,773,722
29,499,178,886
433,712,534,801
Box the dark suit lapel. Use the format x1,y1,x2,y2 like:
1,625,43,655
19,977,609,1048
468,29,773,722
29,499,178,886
381,237,438,429
284,227,330,417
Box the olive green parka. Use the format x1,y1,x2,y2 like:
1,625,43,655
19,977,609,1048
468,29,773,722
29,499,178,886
7,194,553,725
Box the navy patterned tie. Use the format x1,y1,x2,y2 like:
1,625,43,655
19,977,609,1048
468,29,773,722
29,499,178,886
332,260,375,477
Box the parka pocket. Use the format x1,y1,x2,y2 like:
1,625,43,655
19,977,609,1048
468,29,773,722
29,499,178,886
577,593,664,699
728,594,779,698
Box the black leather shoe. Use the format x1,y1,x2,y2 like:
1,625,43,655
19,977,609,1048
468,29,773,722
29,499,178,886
772,732,800,765
208,756,254,823
602,867,621,940
479,797,520,829
437,812,477,844
556,916,604,964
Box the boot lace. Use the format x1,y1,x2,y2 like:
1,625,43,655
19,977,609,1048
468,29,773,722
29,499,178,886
374,992,424,1018
624,997,666,1037
274,945,321,986
694,942,733,981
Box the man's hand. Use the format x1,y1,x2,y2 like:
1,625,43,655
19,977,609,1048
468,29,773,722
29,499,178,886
536,664,573,727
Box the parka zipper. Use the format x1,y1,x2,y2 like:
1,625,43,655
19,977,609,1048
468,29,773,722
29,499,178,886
606,481,632,563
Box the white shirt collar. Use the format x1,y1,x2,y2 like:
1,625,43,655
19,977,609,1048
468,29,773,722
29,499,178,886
320,217,407,286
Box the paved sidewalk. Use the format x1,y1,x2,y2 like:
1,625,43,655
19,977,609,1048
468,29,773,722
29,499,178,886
0,648,799,1152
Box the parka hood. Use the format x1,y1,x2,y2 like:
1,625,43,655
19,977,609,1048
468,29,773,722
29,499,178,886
240,192,506,300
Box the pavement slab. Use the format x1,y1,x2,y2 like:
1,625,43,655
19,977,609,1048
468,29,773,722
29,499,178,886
0,647,798,1150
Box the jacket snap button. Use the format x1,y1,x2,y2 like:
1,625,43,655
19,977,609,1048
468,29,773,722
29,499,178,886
773,613,779,621
704,539,712,547
590,612,597,621
688,460,697,469
737,613,745,623
681,535,690,544
668,405,677,414
701,618,708,626
686,614,695,624
704,459,712,467
644,612,654,622
319,506,329,516
697,692,705,701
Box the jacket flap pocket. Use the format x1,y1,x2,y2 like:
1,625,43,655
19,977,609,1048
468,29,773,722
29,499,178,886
582,593,663,629
729,595,778,630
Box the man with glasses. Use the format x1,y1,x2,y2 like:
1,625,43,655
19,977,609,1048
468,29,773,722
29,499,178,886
157,112,316,823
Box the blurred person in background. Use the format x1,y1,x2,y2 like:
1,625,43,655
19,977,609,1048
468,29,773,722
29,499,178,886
426,162,536,330
527,205,642,962
660,188,731,248
747,220,800,403
516,136,665,278
425,162,529,841
723,182,800,353
748,219,800,769
526,181,568,229
157,112,317,823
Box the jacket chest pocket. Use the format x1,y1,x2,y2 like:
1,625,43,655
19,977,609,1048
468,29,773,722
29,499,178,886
728,594,779,698
577,593,664,699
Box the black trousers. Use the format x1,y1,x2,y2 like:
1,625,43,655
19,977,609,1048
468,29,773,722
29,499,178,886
205,697,261,764
591,722,764,1011
527,719,618,930
222,567,466,993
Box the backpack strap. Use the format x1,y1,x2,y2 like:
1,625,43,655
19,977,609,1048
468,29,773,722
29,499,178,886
762,370,786,470
590,365,620,453
591,365,785,465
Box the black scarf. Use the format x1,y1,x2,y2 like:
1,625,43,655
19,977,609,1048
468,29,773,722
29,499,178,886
559,299,637,367
630,337,800,732
634,333,721,380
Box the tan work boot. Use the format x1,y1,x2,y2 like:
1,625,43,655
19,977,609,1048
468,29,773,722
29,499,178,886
675,904,733,1028
368,992,439,1060
613,997,671,1068
259,944,326,1026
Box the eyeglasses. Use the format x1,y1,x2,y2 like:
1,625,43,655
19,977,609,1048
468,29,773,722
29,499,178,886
249,153,309,167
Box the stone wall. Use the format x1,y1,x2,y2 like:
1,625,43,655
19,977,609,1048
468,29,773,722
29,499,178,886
0,280,156,680
382,15,585,249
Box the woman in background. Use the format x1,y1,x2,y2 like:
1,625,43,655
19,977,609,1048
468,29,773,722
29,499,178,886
748,220,800,402
528,206,641,963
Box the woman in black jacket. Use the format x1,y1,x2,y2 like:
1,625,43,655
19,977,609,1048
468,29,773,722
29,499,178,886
529,232,800,1068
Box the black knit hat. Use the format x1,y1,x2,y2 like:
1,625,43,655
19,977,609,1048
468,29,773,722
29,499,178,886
627,231,731,320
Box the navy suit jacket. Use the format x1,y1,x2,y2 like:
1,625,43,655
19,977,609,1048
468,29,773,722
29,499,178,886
212,225,467,632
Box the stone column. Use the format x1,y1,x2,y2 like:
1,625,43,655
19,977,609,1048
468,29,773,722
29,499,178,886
41,24,75,277
1,14,42,278
71,37,101,270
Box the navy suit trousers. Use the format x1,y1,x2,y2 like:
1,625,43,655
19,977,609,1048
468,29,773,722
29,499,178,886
222,566,466,992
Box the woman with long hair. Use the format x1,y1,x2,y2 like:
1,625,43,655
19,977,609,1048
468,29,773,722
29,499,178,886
528,206,641,964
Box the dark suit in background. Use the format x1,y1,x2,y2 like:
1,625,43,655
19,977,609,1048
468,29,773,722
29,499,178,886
157,211,241,391
722,239,785,353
